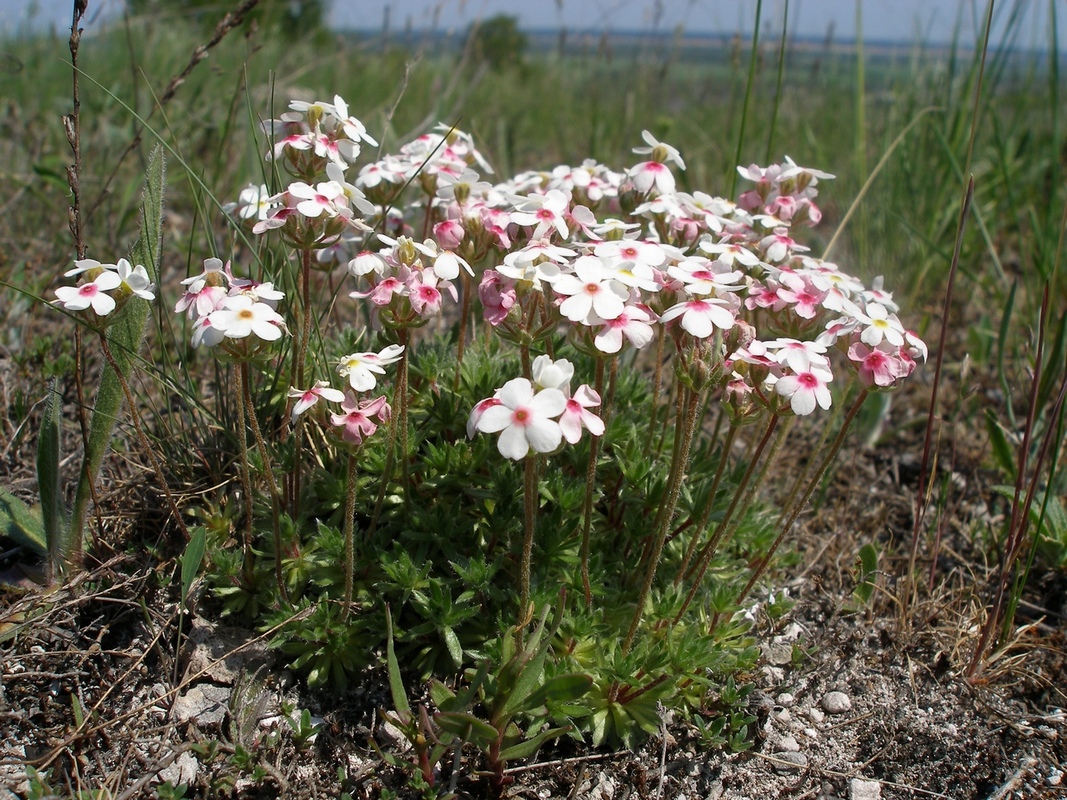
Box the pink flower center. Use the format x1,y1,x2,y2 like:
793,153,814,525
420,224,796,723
797,373,820,389
78,284,98,297
512,408,530,426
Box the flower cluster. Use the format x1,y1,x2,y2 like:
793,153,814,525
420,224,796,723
174,257,287,349
215,92,926,461
54,257,155,319
468,356,604,460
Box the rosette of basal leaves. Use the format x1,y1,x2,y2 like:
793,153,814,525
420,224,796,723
434,601,592,797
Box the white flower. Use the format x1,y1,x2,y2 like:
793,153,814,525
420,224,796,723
472,377,567,460
337,344,405,392
208,295,285,341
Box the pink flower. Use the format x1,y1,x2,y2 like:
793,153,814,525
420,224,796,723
553,255,628,324
559,385,605,444
208,295,286,342
660,297,737,338
408,271,443,317
330,393,391,446
774,355,833,415
628,160,676,195
479,270,516,326
288,381,345,421
471,377,567,460
54,270,122,316
511,189,571,240
594,304,656,354
847,342,907,388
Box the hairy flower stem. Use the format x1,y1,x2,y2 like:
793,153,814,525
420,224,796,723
623,385,701,655
453,271,473,391
737,389,869,606
579,357,607,607
341,451,359,621
675,419,740,581
240,361,288,601
644,333,668,458
233,364,256,578
367,333,409,537
520,454,538,621
675,414,789,623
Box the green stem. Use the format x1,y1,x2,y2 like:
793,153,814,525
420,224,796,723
623,385,701,654
675,419,740,582
233,362,255,580
579,357,606,607
520,454,538,618
676,413,789,624
729,0,763,197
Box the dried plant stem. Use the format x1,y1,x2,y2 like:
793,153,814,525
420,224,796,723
738,389,869,605
624,385,701,654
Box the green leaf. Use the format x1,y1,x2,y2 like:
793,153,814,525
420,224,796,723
434,711,498,747
442,626,463,669
67,144,164,571
0,488,46,555
984,410,1017,481
852,542,879,605
180,527,206,609
37,379,64,559
384,607,411,717
523,673,593,711
497,725,571,762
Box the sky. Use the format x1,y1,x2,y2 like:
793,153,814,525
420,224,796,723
2,0,1064,48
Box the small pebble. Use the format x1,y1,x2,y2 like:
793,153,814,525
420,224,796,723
776,692,795,707
764,643,793,666
807,707,825,724
773,708,792,723
821,691,852,714
802,726,819,740
1049,768,1064,786
775,734,800,752
772,751,808,772
849,778,881,800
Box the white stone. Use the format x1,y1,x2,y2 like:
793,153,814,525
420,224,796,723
776,692,795,707
157,751,198,786
849,778,881,800
172,684,230,726
773,734,800,752
764,643,794,666
772,751,807,772
821,691,852,714
807,707,825,724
